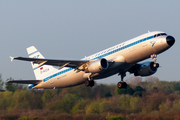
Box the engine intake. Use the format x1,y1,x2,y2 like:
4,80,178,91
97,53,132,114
85,58,108,73
134,62,159,76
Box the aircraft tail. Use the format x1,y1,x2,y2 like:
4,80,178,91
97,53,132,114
27,46,58,80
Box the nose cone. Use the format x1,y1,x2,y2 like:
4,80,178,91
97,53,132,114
166,36,175,46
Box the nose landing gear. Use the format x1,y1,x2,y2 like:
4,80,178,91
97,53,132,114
151,54,159,68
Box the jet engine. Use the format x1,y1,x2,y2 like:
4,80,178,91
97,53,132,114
85,58,108,73
134,62,159,76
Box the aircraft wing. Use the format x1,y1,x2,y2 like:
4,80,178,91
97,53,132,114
10,56,89,69
6,80,42,84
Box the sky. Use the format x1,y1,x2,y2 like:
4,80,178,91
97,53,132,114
0,1,179,84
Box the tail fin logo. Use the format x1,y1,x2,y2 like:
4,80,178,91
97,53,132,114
33,55,40,58
40,68,49,74
40,67,43,70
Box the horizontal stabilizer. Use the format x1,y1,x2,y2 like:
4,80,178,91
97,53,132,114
9,56,14,62
6,80,42,84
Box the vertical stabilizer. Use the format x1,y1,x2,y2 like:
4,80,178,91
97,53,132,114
27,46,58,80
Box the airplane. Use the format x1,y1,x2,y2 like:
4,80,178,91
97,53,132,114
7,31,175,89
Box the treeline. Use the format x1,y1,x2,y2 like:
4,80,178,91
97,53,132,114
1,76,180,120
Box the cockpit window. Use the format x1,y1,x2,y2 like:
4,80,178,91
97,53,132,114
157,34,161,37
154,33,167,38
160,33,167,36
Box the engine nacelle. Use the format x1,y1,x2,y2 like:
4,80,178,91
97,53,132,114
134,62,159,76
85,58,108,73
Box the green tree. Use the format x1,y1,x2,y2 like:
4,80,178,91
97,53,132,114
92,84,113,99
115,85,135,95
11,90,30,109
0,91,13,110
85,102,100,114
42,89,57,103
28,90,43,109
118,95,131,113
107,115,125,120
0,74,4,90
99,100,114,113
71,99,91,113
129,97,141,113
56,93,80,112
134,86,145,97
6,77,16,92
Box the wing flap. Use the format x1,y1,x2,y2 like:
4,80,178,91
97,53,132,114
6,80,43,84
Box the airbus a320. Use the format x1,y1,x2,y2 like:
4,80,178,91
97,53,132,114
8,31,175,89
